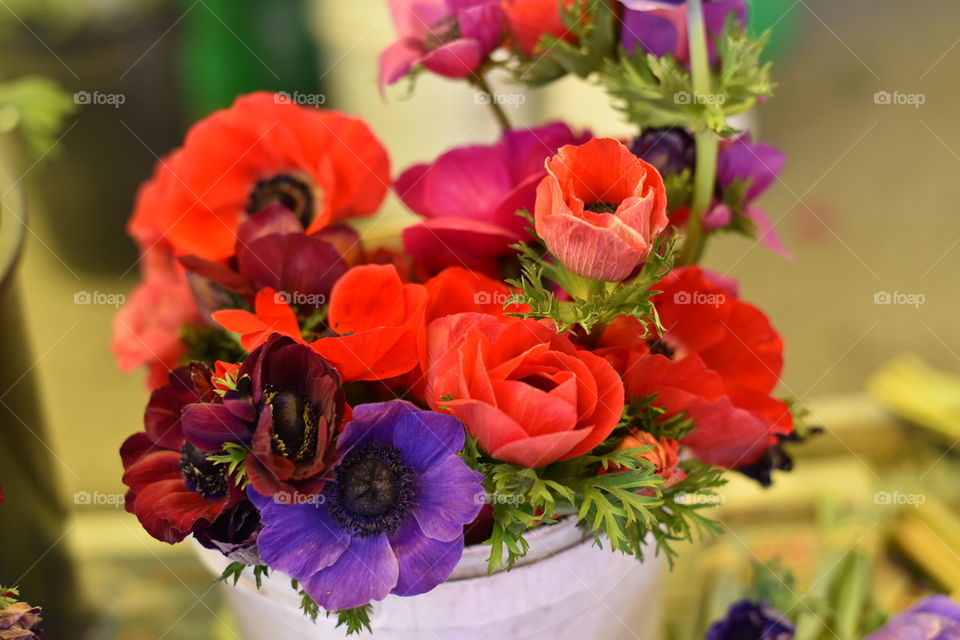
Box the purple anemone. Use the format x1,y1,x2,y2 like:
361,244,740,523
379,0,503,90
182,334,344,501
194,499,263,565
250,400,484,611
865,595,960,640
706,600,795,640
630,127,697,176
398,122,589,271
715,135,790,259
619,0,746,66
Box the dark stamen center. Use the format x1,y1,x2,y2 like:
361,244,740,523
646,336,676,359
425,15,461,51
584,202,619,214
263,387,318,464
180,442,229,499
329,444,414,537
519,373,558,392
248,173,315,225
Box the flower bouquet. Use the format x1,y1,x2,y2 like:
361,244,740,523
115,0,808,636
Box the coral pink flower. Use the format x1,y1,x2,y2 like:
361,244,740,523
534,137,669,281
112,246,200,389
424,313,624,468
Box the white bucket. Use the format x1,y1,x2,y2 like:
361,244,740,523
194,518,664,639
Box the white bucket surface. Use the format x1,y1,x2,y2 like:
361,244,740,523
194,518,663,639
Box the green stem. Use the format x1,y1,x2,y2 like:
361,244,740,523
678,0,718,265
473,73,512,133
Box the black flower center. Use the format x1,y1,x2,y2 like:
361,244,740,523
180,442,229,499
263,387,318,464
425,15,461,51
584,201,619,214
329,444,414,537
247,172,315,225
646,336,676,359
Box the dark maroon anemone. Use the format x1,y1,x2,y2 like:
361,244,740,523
183,334,345,500
193,499,262,565
120,364,242,544
179,203,355,315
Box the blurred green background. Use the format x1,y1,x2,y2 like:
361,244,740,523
1,0,959,637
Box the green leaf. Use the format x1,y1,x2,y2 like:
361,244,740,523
207,442,251,488
331,605,374,635
0,76,75,158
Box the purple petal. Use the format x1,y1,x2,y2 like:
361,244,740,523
388,0,447,40
255,495,350,579
500,122,590,180
237,203,303,247
239,233,347,299
717,140,785,201
182,402,254,450
420,145,513,222
302,534,399,610
402,218,520,264
457,3,503,54
338,401,420,454
388,517,465,597
412,455,484,542
621,9,678,58
421,39,483,78
393,411,465,472
909,595,960,623
378,38,425,90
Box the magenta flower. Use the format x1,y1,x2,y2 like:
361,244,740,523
715,135,790,259
397,122,589,270
379,0,504,90
619,0,746,66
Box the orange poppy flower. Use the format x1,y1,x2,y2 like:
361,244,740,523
128,92,390,262
311,265,428,382
211,288,302,351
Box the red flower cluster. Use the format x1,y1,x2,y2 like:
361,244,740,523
116,92,796,552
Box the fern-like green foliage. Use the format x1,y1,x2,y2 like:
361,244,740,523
0,586,21,609
330,605,374,636
0,76,76,158
506,233,678,335
622,395,697,442
180,324,246,369
510,0,617,85
601,19,773,134
217,562,269,588
207,442,251,488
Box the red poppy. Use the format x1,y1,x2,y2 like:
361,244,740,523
120,364,242,543
425,313,624,468
424,266,525,323
503,0,578,56
598,266,793,468
311,265,428,382
534,137,669,282
212,287,302,351
128,92,390,262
